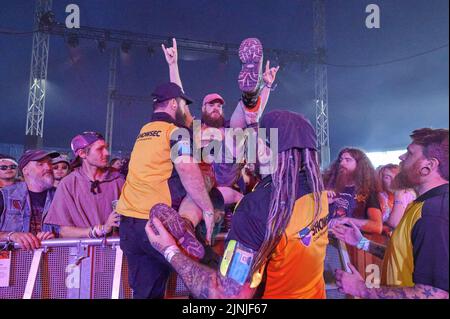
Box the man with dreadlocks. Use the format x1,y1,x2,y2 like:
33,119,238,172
145,110,330,299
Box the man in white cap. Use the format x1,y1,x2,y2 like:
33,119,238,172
0,154,18,189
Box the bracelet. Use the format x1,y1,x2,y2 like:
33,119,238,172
163,245,181,263
203,210,214,218
6,231,16,242
356,236,370,251
264,83,277,91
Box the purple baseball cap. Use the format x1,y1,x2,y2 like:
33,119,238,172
71,131,105,156
260,110,317,153
18,149,60,171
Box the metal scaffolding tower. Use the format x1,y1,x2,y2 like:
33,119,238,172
25,0,52,149
105,48,118,153
313,0,331,169
25,1,329,155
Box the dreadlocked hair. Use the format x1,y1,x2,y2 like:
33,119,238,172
251,148,324,275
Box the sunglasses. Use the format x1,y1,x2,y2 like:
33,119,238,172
0,165,18,171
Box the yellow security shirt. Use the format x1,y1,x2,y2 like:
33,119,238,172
117,112,188,219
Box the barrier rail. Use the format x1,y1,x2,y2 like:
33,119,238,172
0,235,349,299
0,237,134,299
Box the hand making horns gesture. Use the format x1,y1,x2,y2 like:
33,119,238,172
263,60,280,87
161,38,178,66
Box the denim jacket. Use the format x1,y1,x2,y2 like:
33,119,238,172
0,182,58,234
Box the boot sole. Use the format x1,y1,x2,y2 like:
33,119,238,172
149,203,205,259
238,38,263,93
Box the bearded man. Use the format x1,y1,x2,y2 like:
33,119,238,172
332,128,448,299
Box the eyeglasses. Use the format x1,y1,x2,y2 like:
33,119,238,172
0,165,17,171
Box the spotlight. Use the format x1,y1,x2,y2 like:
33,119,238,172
97,40,107,53
121,41,131,54
67,34,79,48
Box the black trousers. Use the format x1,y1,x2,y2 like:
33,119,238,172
120,215,172,299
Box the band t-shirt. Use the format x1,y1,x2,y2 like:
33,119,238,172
328,186,380,219
28,190,47,234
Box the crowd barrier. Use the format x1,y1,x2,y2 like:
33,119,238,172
0,234,350,299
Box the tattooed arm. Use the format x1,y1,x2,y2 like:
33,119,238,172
170,252,256,299
146,217,257,299
336,263,449,299
360,284,449,299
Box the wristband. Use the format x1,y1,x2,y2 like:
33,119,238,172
203,210,214,218
356,236,370,251
163,245,181,263
264,83,277,91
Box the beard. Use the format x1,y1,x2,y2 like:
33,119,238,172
40,173,54,189
175,106,188,128
335,167,355,192
202,111,225,128
393,160,421,190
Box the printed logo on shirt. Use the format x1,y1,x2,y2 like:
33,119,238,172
299,213,330,247
136,130,162,141
298,227,312,247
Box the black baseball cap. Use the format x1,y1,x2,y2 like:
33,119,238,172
151,82,194,105
18,149,60,171
260,110,317,153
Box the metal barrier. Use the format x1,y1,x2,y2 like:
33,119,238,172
0,238,133,299
0,235,350,299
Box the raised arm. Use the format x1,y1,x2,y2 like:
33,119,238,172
230,61,279,129
162,38,183,91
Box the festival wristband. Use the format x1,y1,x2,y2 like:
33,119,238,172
356,236,370,251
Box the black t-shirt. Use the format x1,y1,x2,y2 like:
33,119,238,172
329,186,380,219
227,171,311,251
0,190,48,234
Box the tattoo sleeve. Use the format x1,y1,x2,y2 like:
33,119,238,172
361,284,449,299
169,252,255,299
367,240,386,260
175,158,214,213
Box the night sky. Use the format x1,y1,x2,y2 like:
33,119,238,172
0,0,448,159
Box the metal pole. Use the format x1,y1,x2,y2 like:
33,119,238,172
313,0,331,169
105,47,118,154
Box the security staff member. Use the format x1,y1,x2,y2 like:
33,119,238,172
116,82,215,299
